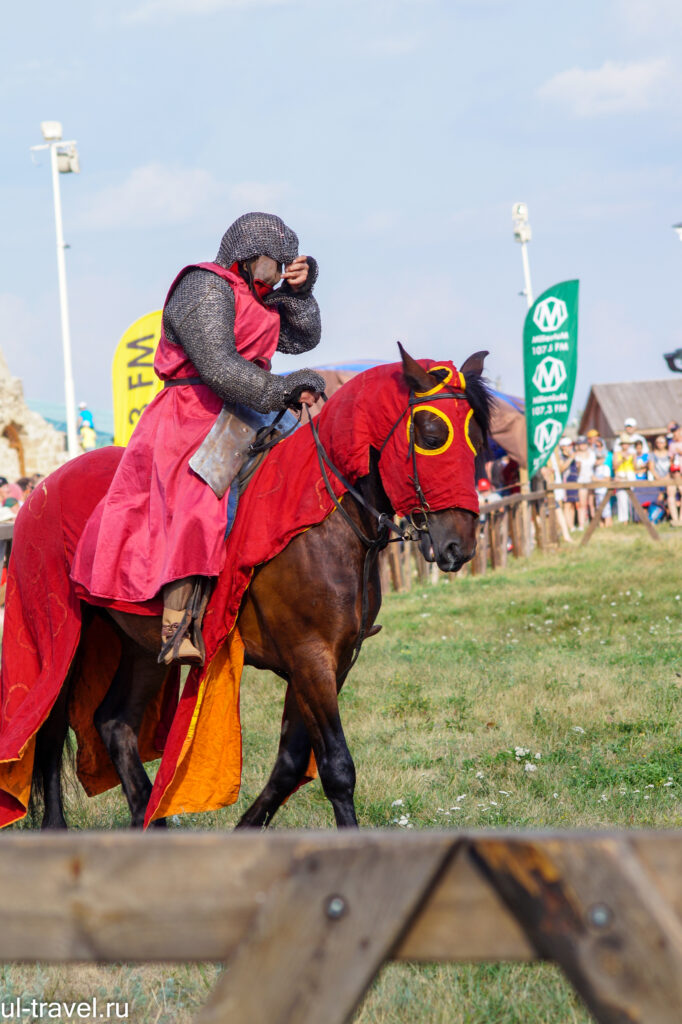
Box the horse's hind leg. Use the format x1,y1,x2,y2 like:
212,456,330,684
236,688,312,829
34,681,71,829
94,644,167,828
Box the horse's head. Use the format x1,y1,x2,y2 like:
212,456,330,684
398,345,492,572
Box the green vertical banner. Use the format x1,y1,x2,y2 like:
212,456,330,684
523,279,579,477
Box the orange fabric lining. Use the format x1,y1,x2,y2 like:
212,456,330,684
150,628,245,819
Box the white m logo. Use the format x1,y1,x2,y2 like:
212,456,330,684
533,297,568,333
534,418,563,454
532,357,567,394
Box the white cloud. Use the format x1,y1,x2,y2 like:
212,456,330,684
614,0,682,37
76,164,223,230
75,165,288,231
229,181,290,208
0,293,62,397
124,0,292,23
365,34,424,57
538,58,675,117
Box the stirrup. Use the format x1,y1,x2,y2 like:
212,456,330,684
159,608,204,666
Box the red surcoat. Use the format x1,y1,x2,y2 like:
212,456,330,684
70,262,280,603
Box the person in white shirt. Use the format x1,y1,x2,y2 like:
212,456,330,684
613,417,648,453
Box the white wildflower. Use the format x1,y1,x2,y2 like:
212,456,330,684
523,763,538,773
391,798,404,807
475,771,484,779
572,726,585,734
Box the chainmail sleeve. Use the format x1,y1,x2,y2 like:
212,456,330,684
263,257,322,354
163,269,324,413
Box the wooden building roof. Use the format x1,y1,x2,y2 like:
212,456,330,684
578,378,682,441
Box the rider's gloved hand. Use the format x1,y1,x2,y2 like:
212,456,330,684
281,369,326,409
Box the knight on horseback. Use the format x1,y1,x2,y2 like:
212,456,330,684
70,212,325,666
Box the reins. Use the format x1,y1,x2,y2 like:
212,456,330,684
304,385,469,679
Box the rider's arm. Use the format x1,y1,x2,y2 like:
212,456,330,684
263,257,321,354
163,269,324,412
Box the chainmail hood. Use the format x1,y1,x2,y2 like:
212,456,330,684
216,213,299,268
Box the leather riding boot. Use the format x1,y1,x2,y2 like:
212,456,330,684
159,577,204,666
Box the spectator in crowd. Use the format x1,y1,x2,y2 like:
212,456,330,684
614,417,648,453
667,428,682,526
545,442,566,506
613,439,636,523
78,402,97,451
558,438,579,529
649,435,678,525
669,424,682,462
476,477,496,524
592,436,613,472
634,440,648,474
573,436,595,528
632,440,651,522
78,402,94,430
2,479,31,517
592,449,613,527
80,423,97,451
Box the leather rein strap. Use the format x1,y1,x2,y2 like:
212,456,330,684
304,386,468,680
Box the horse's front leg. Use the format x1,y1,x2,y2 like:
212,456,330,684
290,650,358,828
236,686,312,829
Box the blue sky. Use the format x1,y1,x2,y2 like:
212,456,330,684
2,0,682,422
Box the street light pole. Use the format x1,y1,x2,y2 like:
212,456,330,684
512,202,534,308
31,122,80,460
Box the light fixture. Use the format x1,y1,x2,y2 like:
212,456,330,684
40,120,63,142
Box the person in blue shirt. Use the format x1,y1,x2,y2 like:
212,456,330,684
78,402,94,430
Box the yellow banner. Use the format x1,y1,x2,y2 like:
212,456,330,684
112,310,163,446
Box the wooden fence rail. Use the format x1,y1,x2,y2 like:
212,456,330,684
381,478,681,590
0,830,680,1023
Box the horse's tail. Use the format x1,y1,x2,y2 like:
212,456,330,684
27,677,77,829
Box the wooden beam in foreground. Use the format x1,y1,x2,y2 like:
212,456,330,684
0,831,679,1024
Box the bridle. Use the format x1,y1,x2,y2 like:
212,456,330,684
300,384,472,679
377,387,471,540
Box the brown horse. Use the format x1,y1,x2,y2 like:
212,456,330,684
31,346,491,830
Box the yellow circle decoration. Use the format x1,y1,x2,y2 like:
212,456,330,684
464,407,477,454
407,404,455,456
414,365,454,398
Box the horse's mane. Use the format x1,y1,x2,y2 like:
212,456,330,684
463,372,494,447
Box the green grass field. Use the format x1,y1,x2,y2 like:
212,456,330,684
3,525,681,1022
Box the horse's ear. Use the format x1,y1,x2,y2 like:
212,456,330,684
398,342,433,393
460,351,489,377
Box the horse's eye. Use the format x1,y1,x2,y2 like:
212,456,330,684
414,412,447,449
